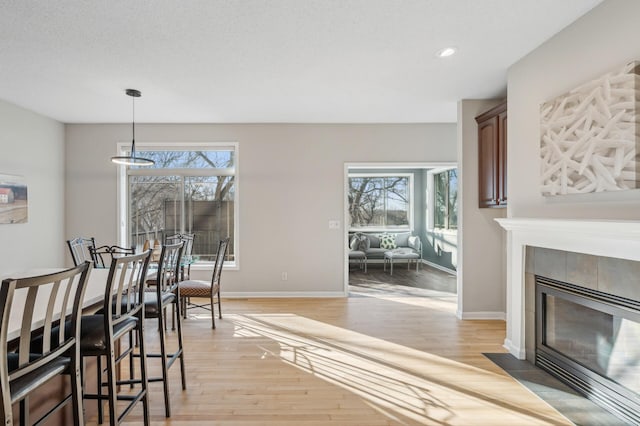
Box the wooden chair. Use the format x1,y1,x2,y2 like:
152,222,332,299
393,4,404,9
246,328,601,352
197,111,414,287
0,263,91,426
179,238,229,329
141,241,186,418
67,236,97,266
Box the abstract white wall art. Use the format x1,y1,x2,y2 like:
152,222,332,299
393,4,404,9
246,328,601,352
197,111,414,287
540,60,640,196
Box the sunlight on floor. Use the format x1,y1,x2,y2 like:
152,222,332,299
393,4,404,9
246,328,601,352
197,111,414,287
350,283,457,312
227,313,572,425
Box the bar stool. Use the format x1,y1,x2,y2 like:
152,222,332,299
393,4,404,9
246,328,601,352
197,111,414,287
0,263,91,426
83,250,152,425
141,241,186,417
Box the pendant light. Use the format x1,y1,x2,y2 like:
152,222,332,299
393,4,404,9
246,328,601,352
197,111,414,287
111,89,154,166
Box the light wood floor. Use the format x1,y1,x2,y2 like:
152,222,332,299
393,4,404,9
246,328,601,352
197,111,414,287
91,294,572,425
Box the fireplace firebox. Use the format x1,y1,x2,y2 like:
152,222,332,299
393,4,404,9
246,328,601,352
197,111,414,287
536,275,640,424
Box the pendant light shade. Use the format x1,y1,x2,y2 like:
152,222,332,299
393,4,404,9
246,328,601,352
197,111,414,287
111,89,155,166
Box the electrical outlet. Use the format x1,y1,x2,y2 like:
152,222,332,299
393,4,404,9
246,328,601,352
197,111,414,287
328,220,340,229
281,272,288,281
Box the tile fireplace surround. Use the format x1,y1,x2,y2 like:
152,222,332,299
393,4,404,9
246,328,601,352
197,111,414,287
495,218,640,359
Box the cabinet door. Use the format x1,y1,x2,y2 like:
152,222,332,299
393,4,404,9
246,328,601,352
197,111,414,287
498,111,507,205
478,116,499,208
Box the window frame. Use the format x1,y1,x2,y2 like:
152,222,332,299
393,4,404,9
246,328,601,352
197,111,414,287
116,141,239,270
347,172,414,232
429,167,457,232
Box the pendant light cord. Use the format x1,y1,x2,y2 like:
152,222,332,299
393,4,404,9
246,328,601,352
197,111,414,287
131,94,136,157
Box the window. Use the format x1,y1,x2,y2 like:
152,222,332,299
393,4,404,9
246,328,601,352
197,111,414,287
348,174,412,230
434,169,457,230
120,145,237,266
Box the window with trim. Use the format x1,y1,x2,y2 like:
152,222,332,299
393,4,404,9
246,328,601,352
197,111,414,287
121,145,237,266
348,174,412,230
434,169,457,230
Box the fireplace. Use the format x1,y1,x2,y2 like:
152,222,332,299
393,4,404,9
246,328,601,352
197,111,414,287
535,275,640,424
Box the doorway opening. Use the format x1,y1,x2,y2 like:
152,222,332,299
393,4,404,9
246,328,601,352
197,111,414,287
344,162,458,299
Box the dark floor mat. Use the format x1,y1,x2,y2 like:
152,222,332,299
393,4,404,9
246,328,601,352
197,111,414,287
484,353,627,426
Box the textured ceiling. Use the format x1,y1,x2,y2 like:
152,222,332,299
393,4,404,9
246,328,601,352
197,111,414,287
0,0,602,123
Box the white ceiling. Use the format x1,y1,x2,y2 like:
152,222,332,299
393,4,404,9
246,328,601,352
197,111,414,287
0,0,602,124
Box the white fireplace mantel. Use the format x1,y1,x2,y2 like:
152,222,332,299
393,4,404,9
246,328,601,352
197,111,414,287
495,217,640,359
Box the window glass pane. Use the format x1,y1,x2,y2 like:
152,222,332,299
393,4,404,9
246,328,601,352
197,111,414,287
434,172,446,228
131,150,234,169
385,177,409,227
349,175,410,229
129,176,181,248
349,177,384,228
448,170,458,229
185,176,235,262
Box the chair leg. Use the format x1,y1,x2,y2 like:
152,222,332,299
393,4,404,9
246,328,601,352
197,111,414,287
129,331,135,388
70,350,85,426
97,355,104,424
136,319,150,426
390,259,394,275
105,344,118,426
174,299,187,390
157,314,171,418
218,289,223,319
210,295,216,329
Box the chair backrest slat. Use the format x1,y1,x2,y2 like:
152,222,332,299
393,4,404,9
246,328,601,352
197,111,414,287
18,286,39,366
42,280,61,354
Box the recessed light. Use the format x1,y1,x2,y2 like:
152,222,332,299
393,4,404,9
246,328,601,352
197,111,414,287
436,47,457,58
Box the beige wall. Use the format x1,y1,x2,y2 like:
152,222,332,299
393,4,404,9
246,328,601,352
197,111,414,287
507,0,640,219
457,100,506,318
65,123,456,295
0,99,65,274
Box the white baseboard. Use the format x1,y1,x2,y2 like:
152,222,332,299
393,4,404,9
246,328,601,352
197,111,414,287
457,311,506,320
222,291,347,299
421,259,456,275
503,338,526,360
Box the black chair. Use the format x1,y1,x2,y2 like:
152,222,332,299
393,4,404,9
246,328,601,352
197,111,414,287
82,250,152,425
141,241,186,417
179,238,229,329
67,236,97,266
89,244,136,269
0,263,91,426
165,233,195,280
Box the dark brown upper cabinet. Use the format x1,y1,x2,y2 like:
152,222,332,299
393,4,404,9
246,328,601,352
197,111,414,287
475,101,507,208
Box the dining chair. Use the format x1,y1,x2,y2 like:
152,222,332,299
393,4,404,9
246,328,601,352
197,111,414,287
141,241,186,418
67,236,98,266
179,237,229,329
89,244,136,269
0,262,91,426
165,233,195,280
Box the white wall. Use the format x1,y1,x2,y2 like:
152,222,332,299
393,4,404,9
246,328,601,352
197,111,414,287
65,123,456,295
0,99,65,274
508,0,640,220
457,100,506,319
